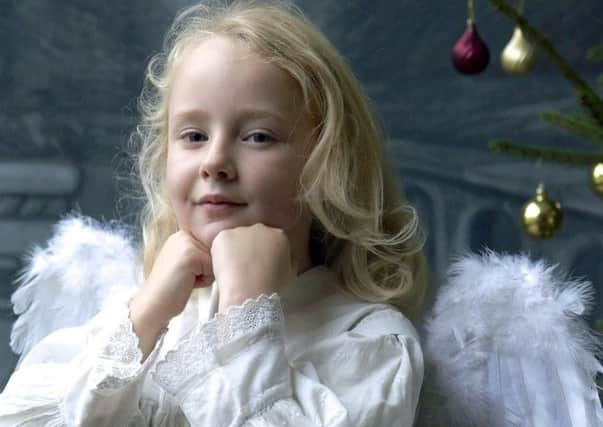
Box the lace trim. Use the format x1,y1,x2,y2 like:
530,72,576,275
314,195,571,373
91,298,166,390
153,293,283,396
244,399,307,426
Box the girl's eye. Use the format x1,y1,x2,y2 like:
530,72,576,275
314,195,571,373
245,132,274,144
183,132,207,143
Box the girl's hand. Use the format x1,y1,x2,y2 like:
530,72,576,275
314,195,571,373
211,223,296,313
129,231,213,357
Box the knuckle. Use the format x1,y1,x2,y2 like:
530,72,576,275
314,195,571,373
214,229,226,242
272,227,286,239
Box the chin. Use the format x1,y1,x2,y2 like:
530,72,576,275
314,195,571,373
192,226,221,249
190,220,250,249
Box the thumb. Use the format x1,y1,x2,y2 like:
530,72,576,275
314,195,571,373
193,272,214,289
192,248,214,289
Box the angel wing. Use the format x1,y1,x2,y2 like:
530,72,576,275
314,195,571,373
416,250,603,426
9,213,143,366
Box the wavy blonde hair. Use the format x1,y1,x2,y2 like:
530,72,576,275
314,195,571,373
128,0,428,318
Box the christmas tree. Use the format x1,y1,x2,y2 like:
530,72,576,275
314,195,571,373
479,1,603,396
486,0,603,165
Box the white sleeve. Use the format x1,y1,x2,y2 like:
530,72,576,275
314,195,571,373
152,294,423,427
0,294,167,427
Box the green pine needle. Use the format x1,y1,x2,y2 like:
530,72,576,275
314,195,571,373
489,139,603,165
541,111,603,144
580,91,603,126
587,44,603,62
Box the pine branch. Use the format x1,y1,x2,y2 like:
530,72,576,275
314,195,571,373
581,91,603,125
587,44,603,62
541,111,603,144
488,0,603,125
489,139,603,164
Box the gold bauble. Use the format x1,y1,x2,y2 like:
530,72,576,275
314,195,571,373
501,27,537,75
521,184,563,239
590,163,603,196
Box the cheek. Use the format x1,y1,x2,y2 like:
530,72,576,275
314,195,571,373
252,169,305,227
165,153,193,224
165,161,180,205
166,148,196,195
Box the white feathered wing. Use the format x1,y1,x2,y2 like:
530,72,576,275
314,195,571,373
8,216,603,425
9,213,143,366
416,251,603,427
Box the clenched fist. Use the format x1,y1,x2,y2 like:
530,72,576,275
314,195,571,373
129,223,297,360
211,223,297,313
129,231,213,358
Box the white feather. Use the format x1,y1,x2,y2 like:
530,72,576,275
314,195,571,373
8,216,603,424
10,213,143,364
416,250,603,426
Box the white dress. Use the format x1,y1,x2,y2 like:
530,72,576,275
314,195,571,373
2,215,602,425
0,265,423,426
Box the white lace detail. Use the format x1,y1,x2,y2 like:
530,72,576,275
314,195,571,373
99,307,144,365
243,399,308,426
153,293,283,396
92,299,166,390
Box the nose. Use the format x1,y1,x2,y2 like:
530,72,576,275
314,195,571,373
199,137,236,181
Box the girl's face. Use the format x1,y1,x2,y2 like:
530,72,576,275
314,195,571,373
166,35,315,266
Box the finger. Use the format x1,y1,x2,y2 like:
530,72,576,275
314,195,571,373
192,251,214,278
193,273,214,288
184,231,212,254
181,234,213,277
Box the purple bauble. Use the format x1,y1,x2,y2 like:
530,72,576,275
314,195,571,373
452,23,490,74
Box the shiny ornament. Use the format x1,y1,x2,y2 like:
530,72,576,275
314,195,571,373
590,163,603,196
501,26,537,75
452,22,490,74
521,184,563,239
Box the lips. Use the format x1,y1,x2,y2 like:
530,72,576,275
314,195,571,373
196,194,246,205
196,194,246,216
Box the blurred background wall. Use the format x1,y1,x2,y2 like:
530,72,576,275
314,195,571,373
1,0,602,388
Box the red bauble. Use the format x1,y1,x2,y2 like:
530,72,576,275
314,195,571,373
452,23,490,74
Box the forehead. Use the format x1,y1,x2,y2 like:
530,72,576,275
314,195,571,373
168,35,303,116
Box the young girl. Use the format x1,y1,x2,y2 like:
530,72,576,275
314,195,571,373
0,0,427,425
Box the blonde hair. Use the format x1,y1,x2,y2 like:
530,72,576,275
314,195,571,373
127,0,428,318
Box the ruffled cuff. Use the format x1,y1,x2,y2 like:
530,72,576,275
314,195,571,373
88,296,168,391
152,293,284,398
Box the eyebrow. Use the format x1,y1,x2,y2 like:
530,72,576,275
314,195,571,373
170,108,287,124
